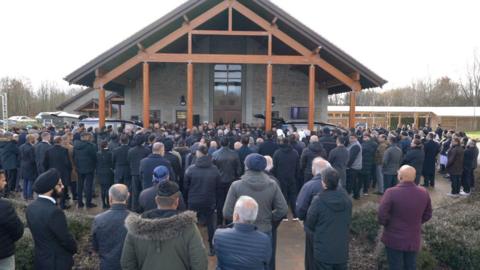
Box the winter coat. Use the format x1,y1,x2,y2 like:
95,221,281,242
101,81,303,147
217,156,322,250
184,155,221,208
347,141,362,170
164,152,182,183
96,149,114,179
402,147,425,176
127,146,150,176
378,182,432,252
361,140,378,174
73,140,97,174
375,142,388,165
273,145,299,186
26,197,77,270
463,146,477,170
212,147,241,184
237,145,253,173
34,141,52,174
382,144,403,175
319,134,337,156
112,144,130,170
92,204,130,270
138,184,186,213
44,144,72,181
223,170,288,232
139,154,175,189
121,210,208,270
422,140,440,176
305,189,352,264
300,142,327,179
19,142,37,180
440,138,451,155
0,140,19,170
0,198,24,259
258,139,279,157
446,145,464,176
295,174,324,222
214,223,272,270
399,138,411,155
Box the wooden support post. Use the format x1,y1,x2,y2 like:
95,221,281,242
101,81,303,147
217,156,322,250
98,86,106,128
349,91,356,129
143,62,150,128
228,6,233,31
265,64,273,131
308,65,315,131
414,112,419,129
268,34,272,56
188,32,192,54
398,114,402,127
187,62,194,129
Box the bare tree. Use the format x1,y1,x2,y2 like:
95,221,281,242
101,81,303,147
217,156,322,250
460,51,480,130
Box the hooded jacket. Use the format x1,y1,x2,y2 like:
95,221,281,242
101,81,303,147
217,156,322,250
73,140,97,174
184,155,221,208
300,142,327,179
305,189,352,264
273,144,299,185
121,210,207,270
223,170,288,232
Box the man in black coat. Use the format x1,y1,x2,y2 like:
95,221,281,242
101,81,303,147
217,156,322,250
184,145,221,255
92,184,131,270
402,139,425,185
73,133,97,208
127,134,150,211
328,136,350,188
34,131,52,175
422,133,440,187
447,138,464,196
319,127,337,156
162,138,182,184
258,131,278,156
305,168,352,270
26,169,77,270
139,142,175,190
97,141,114,209
273,137,300,219
0,133,20,197
212,137,241,226
113,134,131,185
0,170,24,269
19,134,37,200
461,140,477,195
301,135,327,183
44,136,72,209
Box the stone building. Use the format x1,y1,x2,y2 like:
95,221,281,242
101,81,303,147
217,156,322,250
65,0,386,129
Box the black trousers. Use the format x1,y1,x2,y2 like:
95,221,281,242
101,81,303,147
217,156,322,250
190,205,215,248
451,174,461,194
385,247,417,270
305,230,315,270
216,182,231,226
77,173,94,206
462,169,473,193
131,175,143,211
6,169,17,194
314,261,347,270
414,175,421,185
359,172,371,194
98,173,113,208
347,169,361,199
423,174,435,187
384,174,398,191
280,178,297,218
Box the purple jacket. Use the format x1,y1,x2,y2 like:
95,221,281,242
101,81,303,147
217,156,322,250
378,181,432,251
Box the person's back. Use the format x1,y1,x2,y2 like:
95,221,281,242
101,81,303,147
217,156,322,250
73,138,96,174
121,180,207,270
184,155,220,208
258,137,278,157
305,168,352,268
383,143,402,175
214,196,271,270
139,143,175,189
378,165,432,269
212,145,241,185
318,131,336,156
301,139,327,180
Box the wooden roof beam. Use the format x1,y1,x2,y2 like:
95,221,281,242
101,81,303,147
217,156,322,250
146,53,312,65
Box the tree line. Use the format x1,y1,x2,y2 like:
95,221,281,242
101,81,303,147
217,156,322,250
0,77,82,117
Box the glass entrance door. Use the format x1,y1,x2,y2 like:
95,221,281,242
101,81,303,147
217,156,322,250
213,64,242,124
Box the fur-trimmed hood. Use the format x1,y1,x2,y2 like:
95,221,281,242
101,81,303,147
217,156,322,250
125,210,197,241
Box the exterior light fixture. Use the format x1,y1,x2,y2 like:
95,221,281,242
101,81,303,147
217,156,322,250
180,95,186,106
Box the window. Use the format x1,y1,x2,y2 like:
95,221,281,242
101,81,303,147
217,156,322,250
290,107,309,120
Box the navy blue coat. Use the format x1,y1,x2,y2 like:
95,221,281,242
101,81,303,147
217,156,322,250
26,197,77,270
422,140,440,176
73,140,97,174
44,144,72,181
295,174,324,222
0,198,24,259
92,204,130,270
34,141,52,174
139,154,175,189
0,140,19,170
19,142,37,180
214,223,272,270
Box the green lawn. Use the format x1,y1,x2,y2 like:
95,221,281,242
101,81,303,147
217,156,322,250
467,131,480,139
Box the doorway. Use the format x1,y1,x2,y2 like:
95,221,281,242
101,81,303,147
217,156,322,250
213,64,242,124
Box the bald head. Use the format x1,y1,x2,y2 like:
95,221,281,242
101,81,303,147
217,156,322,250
310,135,319,143
398,165,416,183
152,142,165,155
312,157,331,177
109,184,129,204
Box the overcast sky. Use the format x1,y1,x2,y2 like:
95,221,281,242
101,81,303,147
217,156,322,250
1,0,479,90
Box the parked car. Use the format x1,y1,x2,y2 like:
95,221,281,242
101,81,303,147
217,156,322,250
8,115,36,122
254,114,347,134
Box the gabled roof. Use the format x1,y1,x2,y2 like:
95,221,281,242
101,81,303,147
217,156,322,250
65,0,386,93
56,88,94,110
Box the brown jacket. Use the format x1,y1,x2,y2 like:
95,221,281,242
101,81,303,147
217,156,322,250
375,142,389,165
63,143,78,181
446,145,464,176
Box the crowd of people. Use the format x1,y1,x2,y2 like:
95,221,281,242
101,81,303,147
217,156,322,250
0,121,478,270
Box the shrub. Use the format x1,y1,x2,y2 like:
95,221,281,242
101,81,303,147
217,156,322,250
374,240,437,270
351,202,380,244
15,229,34,270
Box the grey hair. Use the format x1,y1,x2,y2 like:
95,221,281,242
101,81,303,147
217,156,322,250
310,135,319,143
152,142,164,154
234,196,259,224
312,157,331,176
109,184,129,202
264,155,273,172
